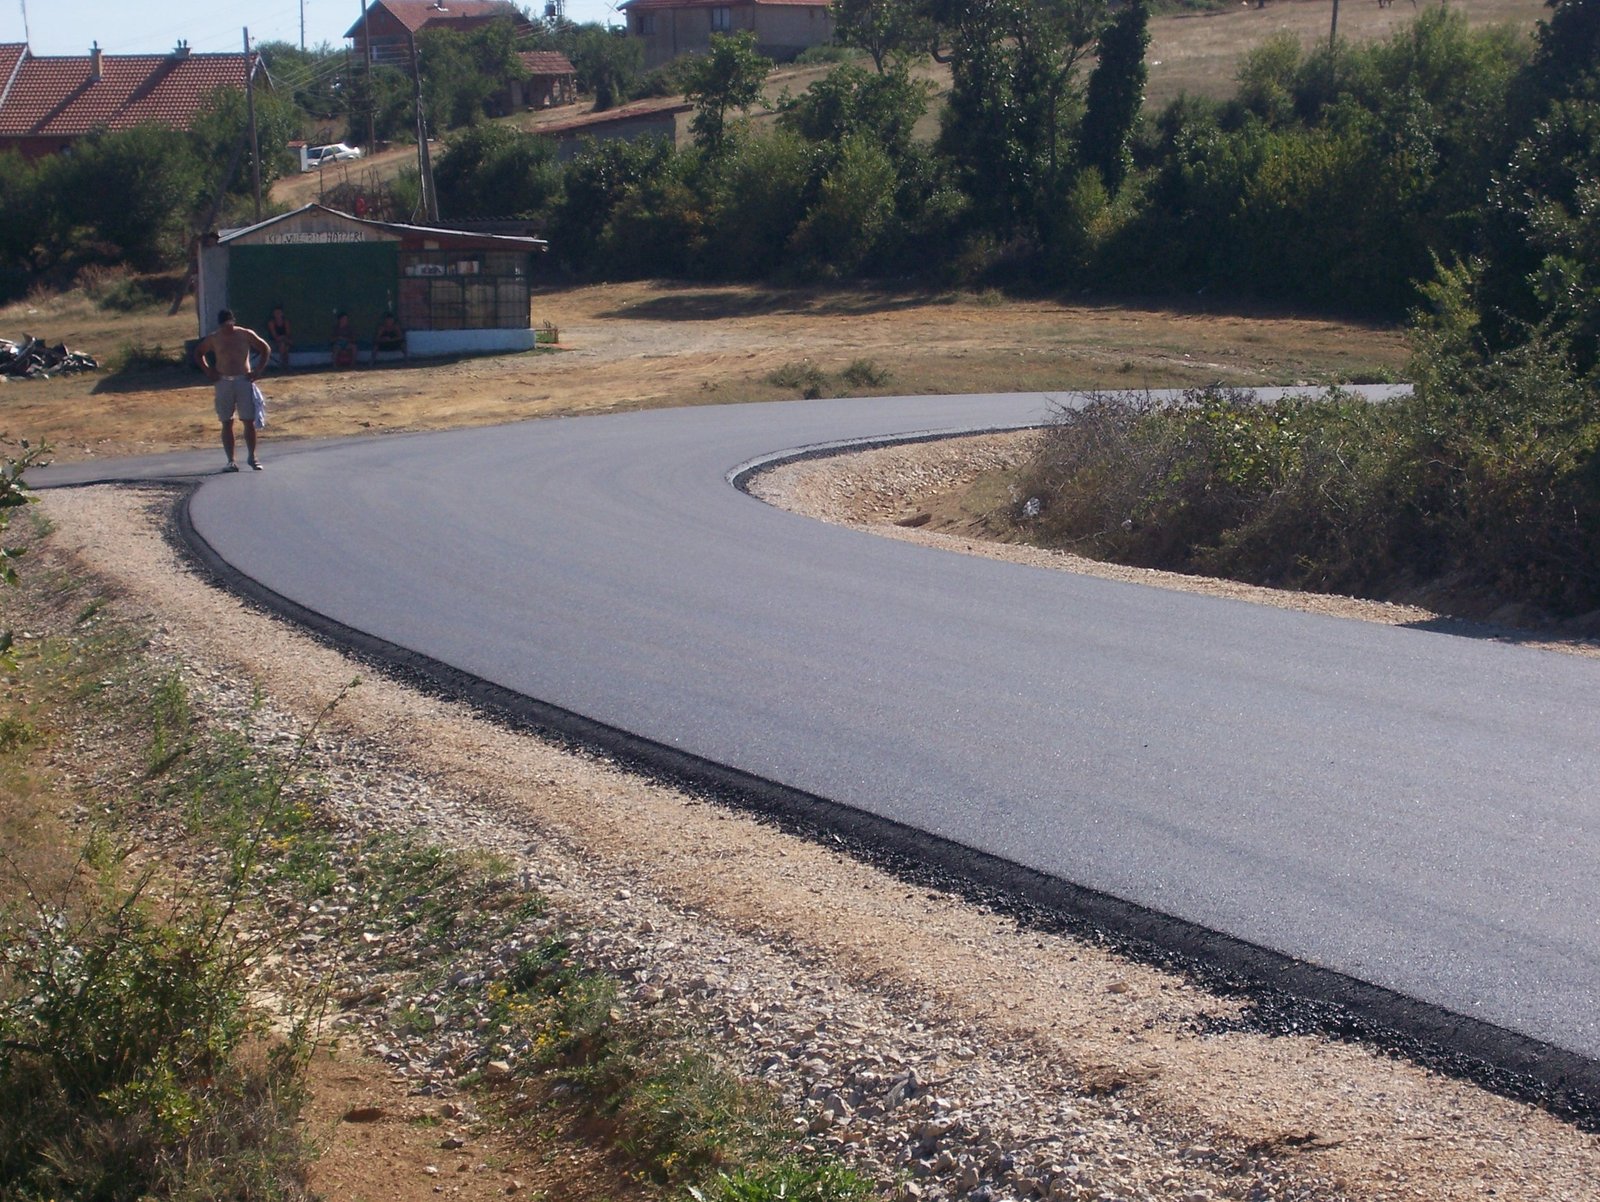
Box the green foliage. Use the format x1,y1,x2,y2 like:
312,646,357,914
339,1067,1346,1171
0,439,46,666
1018,389,1418,593
830,0,934,73
683,32,774,155
1079,0,1150,191
432,123,563,218
689,1161,875,1202
780,63,930,162
570,24,645,111
258,41,352,134
0,856,312,1202
767,359,830,398
419,19,529,131
190,84,301,195
703,129,816,278
550,135,678,272
46,125,206,272
789,134,898,277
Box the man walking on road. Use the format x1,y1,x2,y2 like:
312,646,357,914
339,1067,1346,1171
195,309,273,472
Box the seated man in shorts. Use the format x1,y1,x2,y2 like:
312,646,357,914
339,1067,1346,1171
371,311,407,364
194,309,272,471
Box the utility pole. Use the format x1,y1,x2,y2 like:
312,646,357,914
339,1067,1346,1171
1329,0,1340,53
407,27,438,221
300,0,306,51
362,0,376,149
18,0,29,45
245,28,262,222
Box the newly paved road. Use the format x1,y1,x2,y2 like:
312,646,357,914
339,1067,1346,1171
41,390,1600,1069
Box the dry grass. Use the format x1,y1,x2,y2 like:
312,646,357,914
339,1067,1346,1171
1144,0,1548,107
3,279,1411,463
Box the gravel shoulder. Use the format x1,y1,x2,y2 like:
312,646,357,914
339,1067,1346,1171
37,463,1600,1202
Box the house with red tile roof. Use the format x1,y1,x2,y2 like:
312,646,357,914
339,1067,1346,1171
346,0,534,69
0,41,262,160
511,50,577,110
619,0,835,70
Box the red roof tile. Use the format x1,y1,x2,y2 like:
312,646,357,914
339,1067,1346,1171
0,48,257,139
346,0,527,37
518,51,576,76
0,43,26,106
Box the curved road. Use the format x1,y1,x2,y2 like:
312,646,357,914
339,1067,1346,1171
43,390,1600,1082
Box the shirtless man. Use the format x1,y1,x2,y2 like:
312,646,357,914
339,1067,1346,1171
195,309,272,472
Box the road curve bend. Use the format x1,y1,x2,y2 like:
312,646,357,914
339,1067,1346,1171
51,389,1600,1096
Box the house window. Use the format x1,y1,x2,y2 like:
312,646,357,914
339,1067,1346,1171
710,6,732,31
636,12,656,34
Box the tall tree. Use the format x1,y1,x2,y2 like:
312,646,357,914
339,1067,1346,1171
570,24,644,111
682,32,773,155
931,0,1107,235
1079,0,1150,191
831,0,934,73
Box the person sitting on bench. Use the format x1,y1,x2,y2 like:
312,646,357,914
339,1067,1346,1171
265,304,292,369
331,311,357,369
371,311,407,364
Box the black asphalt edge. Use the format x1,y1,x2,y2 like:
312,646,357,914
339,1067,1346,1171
163,475,1600,1132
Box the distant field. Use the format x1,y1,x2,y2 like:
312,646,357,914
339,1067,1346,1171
1144,0,1547,108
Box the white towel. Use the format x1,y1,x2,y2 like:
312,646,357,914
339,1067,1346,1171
252,382,267,429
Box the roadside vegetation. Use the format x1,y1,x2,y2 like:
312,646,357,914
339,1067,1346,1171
0,455,874,1199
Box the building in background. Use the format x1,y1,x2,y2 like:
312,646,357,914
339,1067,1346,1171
346,0,533,69
619,0,835,70
0,41,263,159
510,50,578,110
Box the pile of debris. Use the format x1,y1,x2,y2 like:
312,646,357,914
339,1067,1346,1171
1,335,98,380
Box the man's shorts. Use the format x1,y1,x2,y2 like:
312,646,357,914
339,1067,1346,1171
214,376,264,424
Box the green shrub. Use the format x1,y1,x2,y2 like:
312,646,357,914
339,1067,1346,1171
0,862,312,1202
766,359,829,398
114,342,187,373
841,358,891,389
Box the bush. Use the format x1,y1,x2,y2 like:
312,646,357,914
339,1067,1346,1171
0,861,312,1201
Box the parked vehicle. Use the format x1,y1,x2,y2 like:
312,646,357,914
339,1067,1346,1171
299,143,363,172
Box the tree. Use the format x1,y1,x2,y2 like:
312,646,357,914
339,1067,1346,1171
930,0,1108,236
570,24,644,111
432,124,563,218
779,63,930,162
189,84,300,193
53,126,207,271
831,0,934,73
418,20,528,131
682,32,773,155
1079,0,1150,191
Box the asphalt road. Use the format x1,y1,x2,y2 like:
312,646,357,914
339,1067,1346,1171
40,389,1600,1074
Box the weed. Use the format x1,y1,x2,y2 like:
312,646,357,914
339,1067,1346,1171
0,853,314,1201
0,716,38,754
766,359,829,399
145,670,193,779
114,341,186,373
841,359,891,390
690,1161,876,1202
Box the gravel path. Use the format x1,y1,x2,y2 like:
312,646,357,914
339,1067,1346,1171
37,480,1600,1202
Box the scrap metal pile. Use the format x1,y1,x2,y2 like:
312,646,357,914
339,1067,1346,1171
1,335,98,379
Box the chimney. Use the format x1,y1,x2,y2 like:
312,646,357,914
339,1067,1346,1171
172,39,190,57
89,41,102,81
